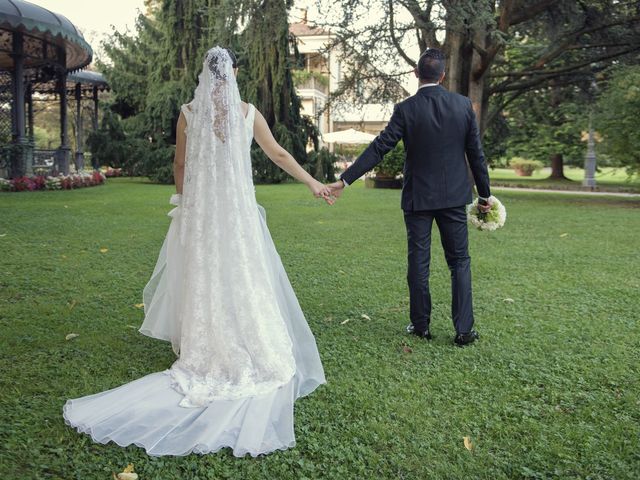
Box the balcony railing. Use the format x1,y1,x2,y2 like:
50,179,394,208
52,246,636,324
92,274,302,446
296,77,328,95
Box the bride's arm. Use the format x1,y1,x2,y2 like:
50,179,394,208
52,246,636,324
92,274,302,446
174,111,187,194
253,109,332,202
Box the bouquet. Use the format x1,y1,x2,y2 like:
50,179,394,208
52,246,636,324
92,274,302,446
467,195,506,231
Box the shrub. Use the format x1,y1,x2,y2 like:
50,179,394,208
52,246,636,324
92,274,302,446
307,148,337,182
12,176,36,191
509,157,544,176
374,141,405,178
103,167,124,177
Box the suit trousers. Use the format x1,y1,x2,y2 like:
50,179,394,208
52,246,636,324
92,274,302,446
403,206,475,334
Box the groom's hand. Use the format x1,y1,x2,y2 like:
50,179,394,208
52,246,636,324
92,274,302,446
328,180,345,201
477,197,492,213
308,180,335,205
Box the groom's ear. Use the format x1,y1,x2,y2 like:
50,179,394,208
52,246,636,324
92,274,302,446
414,68,419,78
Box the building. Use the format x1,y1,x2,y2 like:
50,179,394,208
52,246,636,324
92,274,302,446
289,18,407,147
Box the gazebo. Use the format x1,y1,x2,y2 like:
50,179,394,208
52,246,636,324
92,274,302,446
0,0,108,178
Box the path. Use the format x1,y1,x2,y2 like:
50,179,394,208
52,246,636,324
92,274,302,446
492,186,640,198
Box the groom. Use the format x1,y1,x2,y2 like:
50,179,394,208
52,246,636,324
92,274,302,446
329,48,491,346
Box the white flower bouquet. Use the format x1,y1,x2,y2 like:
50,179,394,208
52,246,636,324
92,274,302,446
467,195,506,231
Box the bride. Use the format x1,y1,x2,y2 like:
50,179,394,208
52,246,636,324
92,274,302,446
63,47,329,457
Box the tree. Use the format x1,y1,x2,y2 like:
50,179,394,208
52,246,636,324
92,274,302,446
316,0,640,134
240,0,312,183
94,0,312,183
596,65,640,175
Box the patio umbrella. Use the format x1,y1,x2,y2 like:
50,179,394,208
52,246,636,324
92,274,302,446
322,128,376,144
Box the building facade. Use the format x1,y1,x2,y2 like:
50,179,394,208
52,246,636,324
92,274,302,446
289,20,402,147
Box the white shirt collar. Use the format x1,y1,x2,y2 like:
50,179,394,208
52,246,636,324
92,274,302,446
418,83,439,89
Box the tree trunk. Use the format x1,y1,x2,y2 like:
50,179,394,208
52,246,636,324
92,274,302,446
549,153,567,179
444,30,464,93
468,29,487,133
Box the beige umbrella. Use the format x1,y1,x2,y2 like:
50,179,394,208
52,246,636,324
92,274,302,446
322,128,376,144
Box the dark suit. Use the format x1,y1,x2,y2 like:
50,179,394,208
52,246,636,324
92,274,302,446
341,85,491,334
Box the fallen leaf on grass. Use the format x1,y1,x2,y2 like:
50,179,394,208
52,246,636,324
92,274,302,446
401,345,413,354
99,247,109,253
65,333,79,341
340,319,350,325
463,436,473,451
560,233,569,238
126,325,138,329
68,300,77,311
503,298,515,303
134,303,145,309
361,314,371,320
0,233,6,237
113,464,138,480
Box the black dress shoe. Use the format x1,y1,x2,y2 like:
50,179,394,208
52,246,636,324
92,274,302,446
406,324,432,340
454,330,479,346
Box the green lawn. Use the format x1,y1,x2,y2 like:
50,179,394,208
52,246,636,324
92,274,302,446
1,178,639,479
489,167,640,193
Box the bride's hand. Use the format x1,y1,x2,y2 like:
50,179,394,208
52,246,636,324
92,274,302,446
308,180,335,205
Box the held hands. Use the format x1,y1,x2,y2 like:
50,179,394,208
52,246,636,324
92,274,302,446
327,180,345,201
309,180,336,205
309,179,346,205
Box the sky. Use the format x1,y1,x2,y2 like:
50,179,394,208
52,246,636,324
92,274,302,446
30,0,146,62
30,0,419,92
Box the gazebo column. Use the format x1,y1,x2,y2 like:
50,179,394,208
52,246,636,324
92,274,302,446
9,31,27,178
92,84,99,170
57,67,71,175
92,85,99,130
25,81,34,175
27,82,34,141
74,82,84,171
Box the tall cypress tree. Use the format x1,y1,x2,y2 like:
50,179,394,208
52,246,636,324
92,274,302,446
240,0,311,183
93,0,312,183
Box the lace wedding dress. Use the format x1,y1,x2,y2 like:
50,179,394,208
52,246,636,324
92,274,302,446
63,47,325,457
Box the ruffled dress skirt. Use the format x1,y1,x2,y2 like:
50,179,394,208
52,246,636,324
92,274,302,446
63,204,325,457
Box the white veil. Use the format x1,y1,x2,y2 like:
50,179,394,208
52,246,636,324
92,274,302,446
180,47,251,242
167,46,296,405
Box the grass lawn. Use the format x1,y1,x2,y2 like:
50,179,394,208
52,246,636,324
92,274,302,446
1,178,639,479
489,167,640,193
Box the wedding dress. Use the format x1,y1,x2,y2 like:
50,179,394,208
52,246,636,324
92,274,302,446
63,47,325,457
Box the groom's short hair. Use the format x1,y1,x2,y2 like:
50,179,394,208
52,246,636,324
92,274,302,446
417,48,446,82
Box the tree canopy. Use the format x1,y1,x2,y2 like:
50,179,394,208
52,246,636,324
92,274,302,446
316,0,640,133
596,65,640,175
91,0,313,183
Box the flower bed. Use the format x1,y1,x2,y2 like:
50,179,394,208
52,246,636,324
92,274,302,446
0,171,106,192
103,167,125,177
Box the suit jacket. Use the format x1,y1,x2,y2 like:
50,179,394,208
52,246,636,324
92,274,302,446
340,85,491,211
